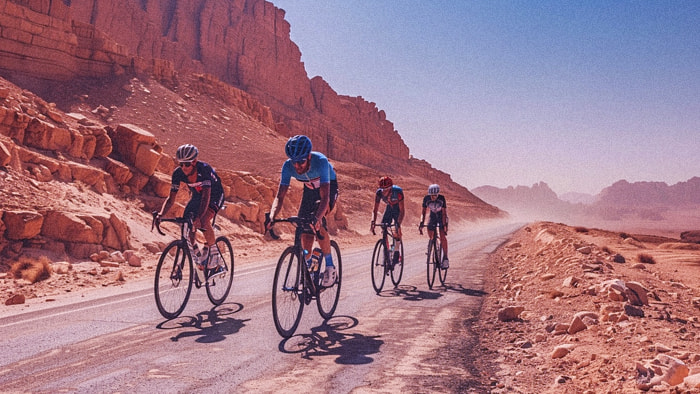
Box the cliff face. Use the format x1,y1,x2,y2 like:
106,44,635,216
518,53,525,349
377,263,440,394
0,0,411,171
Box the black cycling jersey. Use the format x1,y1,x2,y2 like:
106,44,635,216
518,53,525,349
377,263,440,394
171,161,224,214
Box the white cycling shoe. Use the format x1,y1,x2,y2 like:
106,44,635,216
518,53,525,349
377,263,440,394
321,266,337,287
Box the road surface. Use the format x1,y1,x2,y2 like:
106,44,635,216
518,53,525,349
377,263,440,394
0,222,519,393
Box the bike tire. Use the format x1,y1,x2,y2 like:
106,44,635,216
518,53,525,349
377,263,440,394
437,238,447,286
371,239,387,294
426,239,437,289
154,241,193,319
317,240,342,319
205,236,234,305
390,240,404,287
272,246,305,338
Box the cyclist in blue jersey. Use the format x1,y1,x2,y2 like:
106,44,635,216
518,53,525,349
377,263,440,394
371,176,405,266
156,144,225,275
266,135,339,287
419,184,449,268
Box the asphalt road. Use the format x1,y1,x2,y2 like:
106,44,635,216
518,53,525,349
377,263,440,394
0,222,519,393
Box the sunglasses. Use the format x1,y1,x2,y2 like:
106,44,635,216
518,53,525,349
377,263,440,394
292,158,308,165
179,162,193,167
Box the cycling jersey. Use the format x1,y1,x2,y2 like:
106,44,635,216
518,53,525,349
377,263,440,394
375,185,404,206
171,161,224,214
423,194,447,230
280,151,337,189
422,194,446,214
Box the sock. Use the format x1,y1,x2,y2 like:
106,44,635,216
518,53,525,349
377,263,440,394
324,253,334,267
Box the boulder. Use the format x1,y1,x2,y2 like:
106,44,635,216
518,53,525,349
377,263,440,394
3,210,44,240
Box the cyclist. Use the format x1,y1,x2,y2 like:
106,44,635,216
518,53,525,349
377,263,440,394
419,183,449,268
371,176,404,266
156,144,226,274
266,135,339,287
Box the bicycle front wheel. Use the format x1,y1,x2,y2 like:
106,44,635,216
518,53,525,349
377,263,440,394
438,242,448,286
317,240,342,319
426,239,438,290
154,241,193,319
272,246,305,338
206,236,234,305
371,239,387,294
390,240,404,287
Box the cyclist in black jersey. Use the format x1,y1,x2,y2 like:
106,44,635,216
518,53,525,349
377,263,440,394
371,176,405,266
156,144,225,273
419,184,449,268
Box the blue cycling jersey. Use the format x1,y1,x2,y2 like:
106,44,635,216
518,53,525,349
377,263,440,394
280,151,337,189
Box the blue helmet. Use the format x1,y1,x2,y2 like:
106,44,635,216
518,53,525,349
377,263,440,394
285,135,312,162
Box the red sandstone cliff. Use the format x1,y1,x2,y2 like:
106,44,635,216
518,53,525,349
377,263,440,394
1,0,410,170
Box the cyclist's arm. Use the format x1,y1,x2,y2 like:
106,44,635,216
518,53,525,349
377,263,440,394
442,206,448,226
269,184,289,221
397,199,405,226
371,196,381,223
420,206,427,225
158,189,179,217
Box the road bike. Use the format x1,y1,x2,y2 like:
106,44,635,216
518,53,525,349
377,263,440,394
267,215,342,338
420,222,447,289
151,212,234,319
370,222,404,294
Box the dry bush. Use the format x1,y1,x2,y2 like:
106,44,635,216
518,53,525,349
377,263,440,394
601,245,613,254
637,253,656,265
10,256,52,283
574,226,589,233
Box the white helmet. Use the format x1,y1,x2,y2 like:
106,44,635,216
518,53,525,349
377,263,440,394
428,184,440,195
176,144,198,162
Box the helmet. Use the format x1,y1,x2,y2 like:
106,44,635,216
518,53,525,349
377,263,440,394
285,135,312,162
378,176,393,189
428,184,440,195
176,144,198,162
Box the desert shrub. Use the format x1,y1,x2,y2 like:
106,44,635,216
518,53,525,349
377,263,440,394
574,226,589,233
10,256,52,283
637,253,656,265
620,232,630,239
601,246,613,254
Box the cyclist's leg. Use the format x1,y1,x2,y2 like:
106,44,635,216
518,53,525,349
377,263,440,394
202,194,224,268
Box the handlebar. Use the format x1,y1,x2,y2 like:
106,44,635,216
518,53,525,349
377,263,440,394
151,211,193,236
265,213,324,241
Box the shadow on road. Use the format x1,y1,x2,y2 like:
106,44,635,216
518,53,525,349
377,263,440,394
278,315,383,365
435,283,489,297
376,284,443,301
156,302,250,344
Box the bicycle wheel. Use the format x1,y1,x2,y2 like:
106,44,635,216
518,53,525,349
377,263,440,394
371,239,387,294
154,241,193,319
317,240,342,319
426,239,437,289
206,236,234,305
437,240,448,286
272,246,305,338
390,240,404,287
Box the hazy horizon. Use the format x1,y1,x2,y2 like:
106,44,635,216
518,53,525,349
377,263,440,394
273,1,700,196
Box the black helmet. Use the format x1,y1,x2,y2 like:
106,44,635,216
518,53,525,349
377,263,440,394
285,135,312,162
176,144,198,162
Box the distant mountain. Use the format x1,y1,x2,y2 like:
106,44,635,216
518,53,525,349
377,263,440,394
471,182,579,221
472,177,700,232
559,192,596,205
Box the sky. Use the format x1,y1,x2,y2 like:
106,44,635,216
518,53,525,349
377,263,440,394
272,1,700,196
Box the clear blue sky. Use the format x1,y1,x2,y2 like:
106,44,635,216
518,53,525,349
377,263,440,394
272,0,700,195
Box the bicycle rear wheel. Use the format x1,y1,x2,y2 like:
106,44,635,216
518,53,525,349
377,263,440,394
426,239,438,290
154,241,193,319
390,240,404,287
317,240,342,319
371,239,387,294
272,246,305,338
206,236,234,305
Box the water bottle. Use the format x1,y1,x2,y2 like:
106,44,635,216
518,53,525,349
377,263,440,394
189,243,200,265
309,248,322,272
